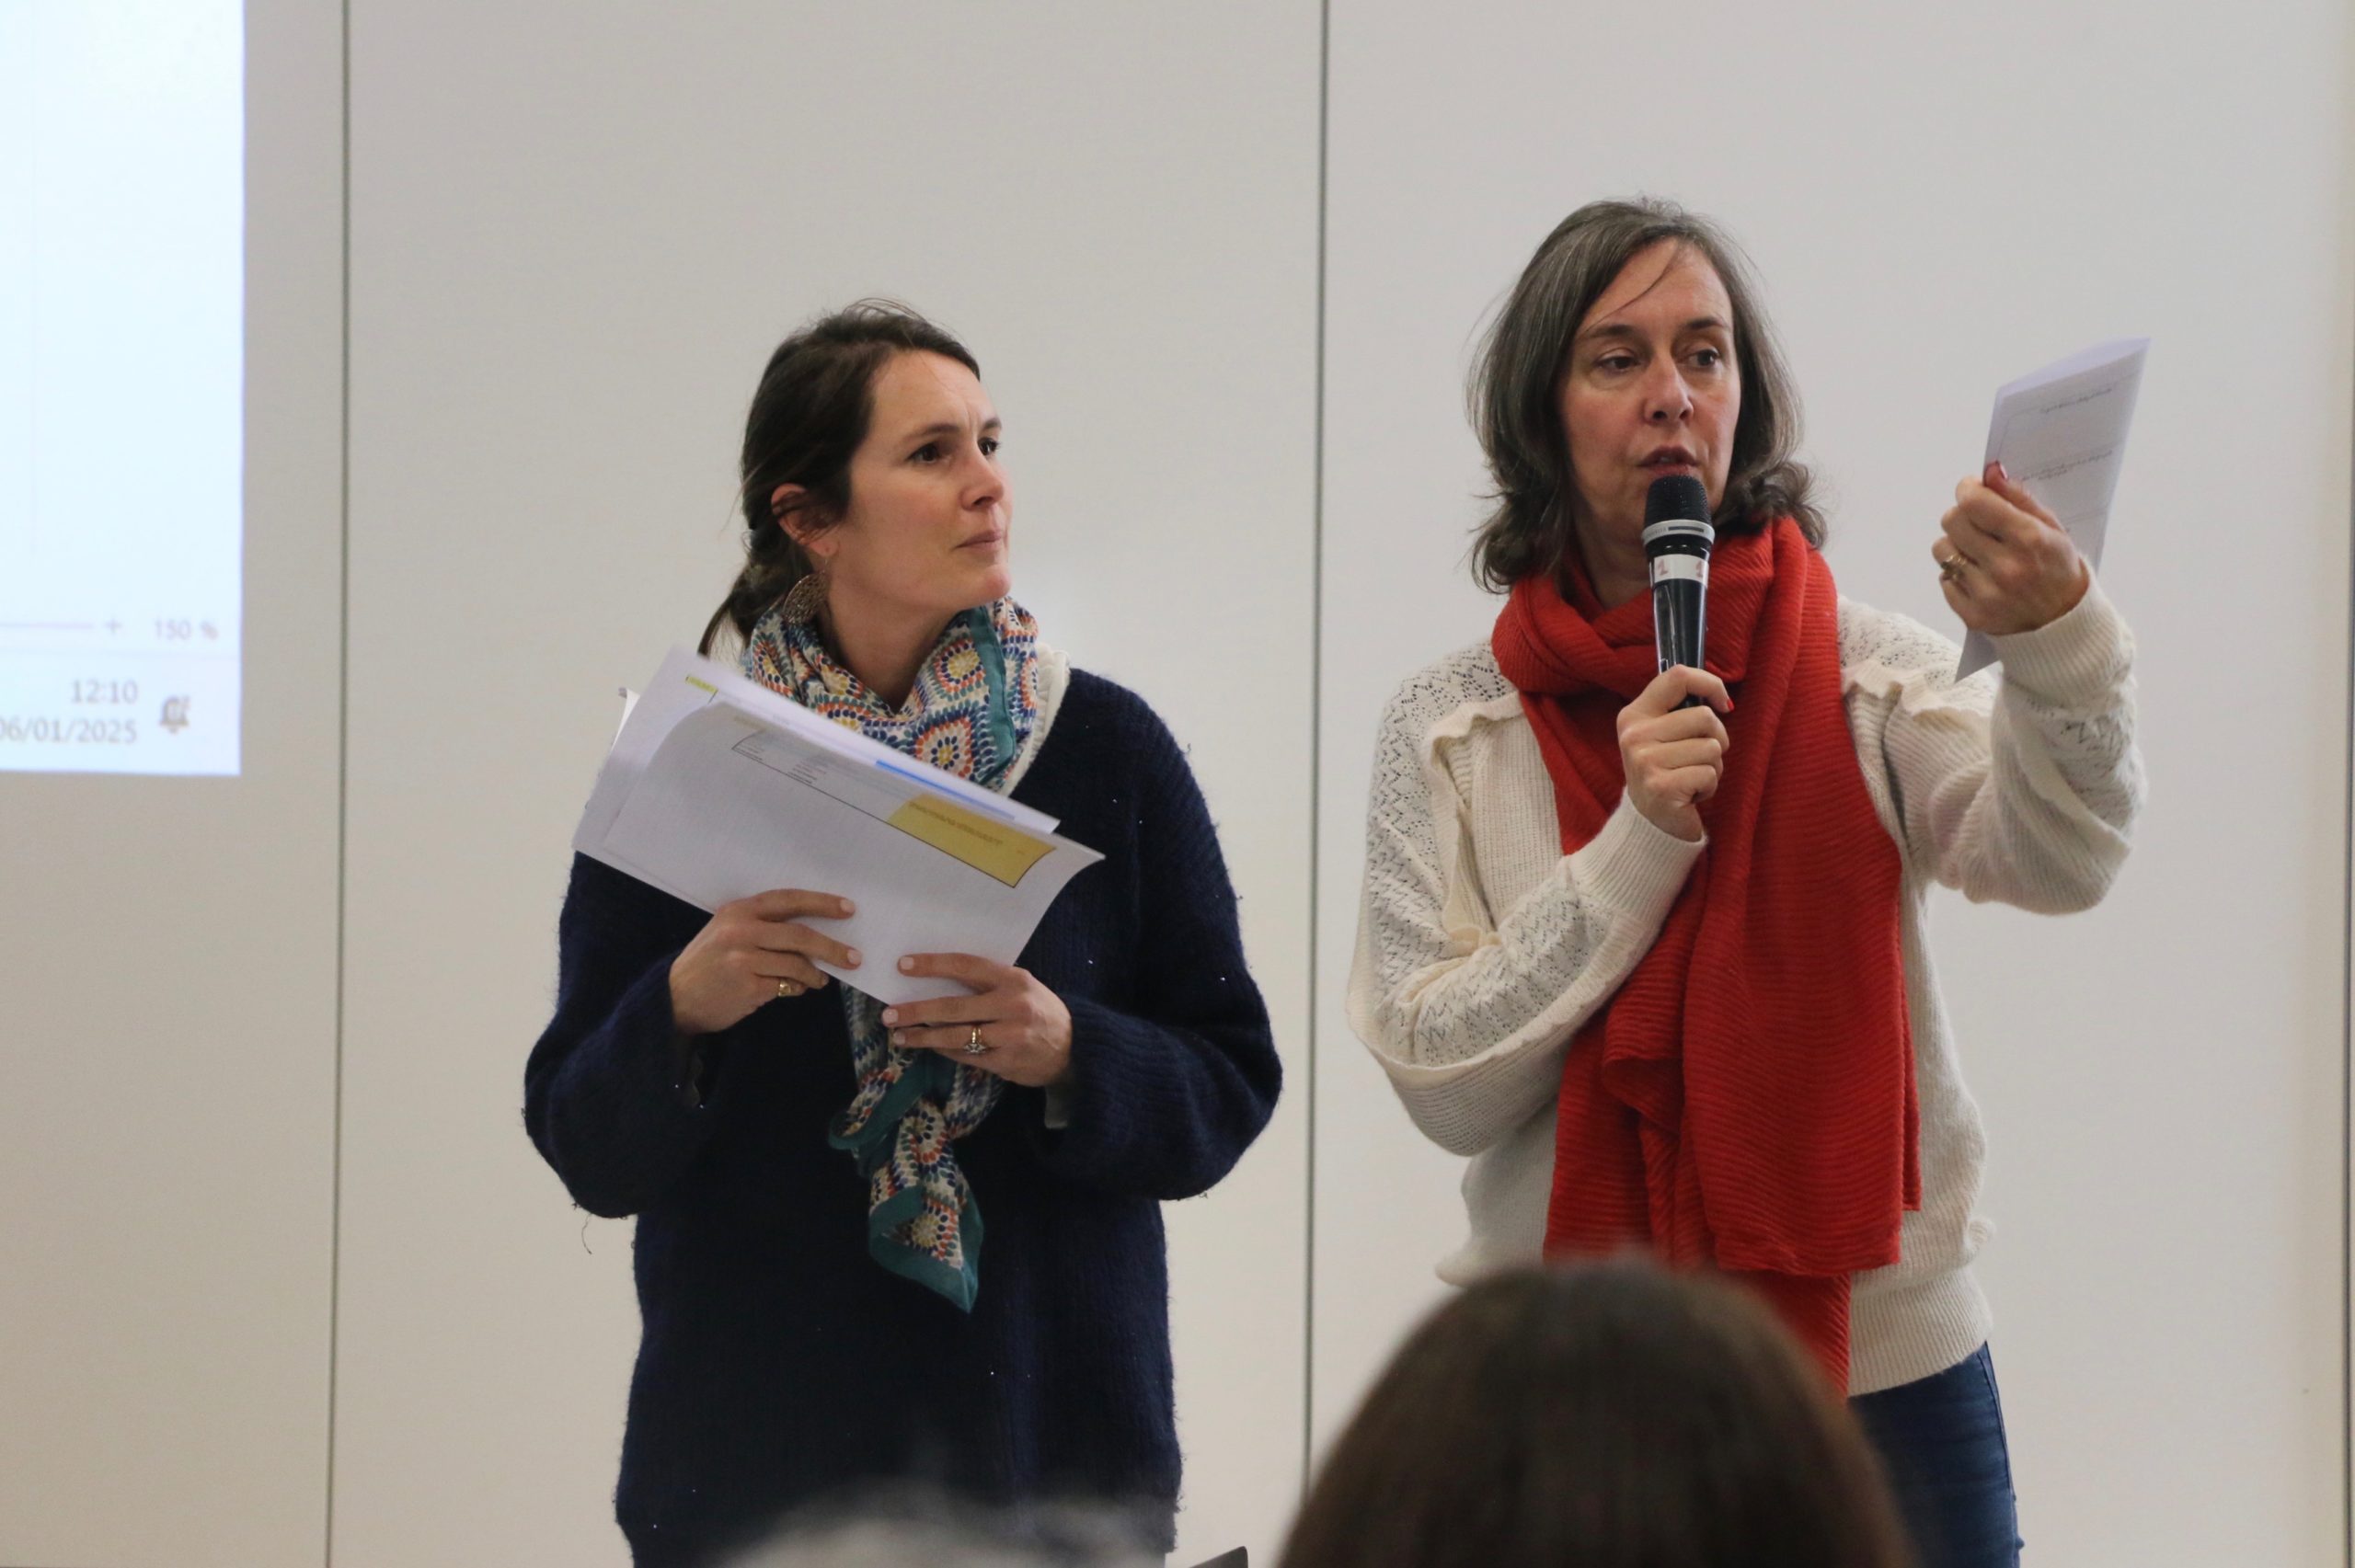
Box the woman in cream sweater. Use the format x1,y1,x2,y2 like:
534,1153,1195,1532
1348,200,2142,1568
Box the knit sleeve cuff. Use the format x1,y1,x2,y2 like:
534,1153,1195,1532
613,958,729,1114
1018,997,1122,1173
1020,991,1275,1200
1989,577,2133,705
1039,995,1137,1146
1570,796,1705,922
524,954,736,1219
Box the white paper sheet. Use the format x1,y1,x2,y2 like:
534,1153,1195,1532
573,647,1102,1005
1957,337,2148,679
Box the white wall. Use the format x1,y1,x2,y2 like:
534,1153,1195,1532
1311,4,2355,1564
5,2,2351,1565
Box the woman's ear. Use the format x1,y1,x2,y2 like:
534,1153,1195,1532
771,483,830,559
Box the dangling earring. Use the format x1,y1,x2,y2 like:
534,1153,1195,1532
780,567,827,625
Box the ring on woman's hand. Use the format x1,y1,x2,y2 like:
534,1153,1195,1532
1938,557,1965,584
963,1026,990,1056
775,979,801,1000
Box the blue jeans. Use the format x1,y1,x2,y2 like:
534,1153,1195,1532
1849,1344,2021,1568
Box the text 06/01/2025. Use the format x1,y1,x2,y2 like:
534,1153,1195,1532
0,715,140,746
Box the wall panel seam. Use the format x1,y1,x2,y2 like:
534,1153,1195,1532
2341,316,2353,1568
322,1,351,1562
1301,0,1331,1509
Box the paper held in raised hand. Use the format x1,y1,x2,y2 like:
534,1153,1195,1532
574,647,1103,1006
1957,337,2148,680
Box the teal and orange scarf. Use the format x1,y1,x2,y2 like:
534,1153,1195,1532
743,592,1041,1310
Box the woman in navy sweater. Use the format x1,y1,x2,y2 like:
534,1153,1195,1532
525,303,1281,1567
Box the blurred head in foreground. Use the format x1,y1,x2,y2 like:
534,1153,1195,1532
1280,1261,1913,1568
722,1493,1162,1568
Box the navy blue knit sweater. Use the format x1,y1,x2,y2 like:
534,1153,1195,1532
524,670,1281,1566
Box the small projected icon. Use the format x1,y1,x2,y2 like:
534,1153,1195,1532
160,695,191,734
200,622,218,641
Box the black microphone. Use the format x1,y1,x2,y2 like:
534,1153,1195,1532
1642,474,1714,705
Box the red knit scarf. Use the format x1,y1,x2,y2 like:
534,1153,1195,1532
1490,519,1918,1391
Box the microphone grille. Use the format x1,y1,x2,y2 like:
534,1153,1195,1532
1642,473,1709,529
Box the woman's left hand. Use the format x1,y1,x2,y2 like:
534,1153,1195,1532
880,955,1074,1090
1932,462,2090,635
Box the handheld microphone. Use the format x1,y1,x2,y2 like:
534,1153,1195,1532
1642,474,1713,704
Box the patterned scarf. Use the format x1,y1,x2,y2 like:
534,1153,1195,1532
743,592,1042,1310
1491,520,1917,1391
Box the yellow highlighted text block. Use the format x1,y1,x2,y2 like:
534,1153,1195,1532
887,794,1055,887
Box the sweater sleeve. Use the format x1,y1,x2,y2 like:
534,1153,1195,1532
1346,661,1702,1157
523,853,729,1218
1849,582,2143,911
1024,713,1281,1202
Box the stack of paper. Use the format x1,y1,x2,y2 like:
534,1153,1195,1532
575,648,1102,1005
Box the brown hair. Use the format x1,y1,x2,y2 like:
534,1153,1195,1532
699,301,981,656
1280,1262,1912,1568
1468,198,1823,590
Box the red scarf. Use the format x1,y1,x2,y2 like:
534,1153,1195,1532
1490,519,1918,1391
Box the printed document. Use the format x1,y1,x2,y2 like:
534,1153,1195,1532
1958,337,2148,679
575,648,1103,1005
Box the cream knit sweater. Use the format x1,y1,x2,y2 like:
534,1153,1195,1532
1347,582,2142,1394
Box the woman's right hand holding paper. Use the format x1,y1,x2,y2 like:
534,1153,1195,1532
668,889,860,1036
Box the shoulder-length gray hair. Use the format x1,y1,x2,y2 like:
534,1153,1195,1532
1468,198,1823,590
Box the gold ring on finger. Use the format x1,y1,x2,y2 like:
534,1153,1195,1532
962,1026,990,1056
776,979,801,1000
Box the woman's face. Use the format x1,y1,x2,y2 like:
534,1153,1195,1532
1557,240,1740,551
788,349,1013,622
